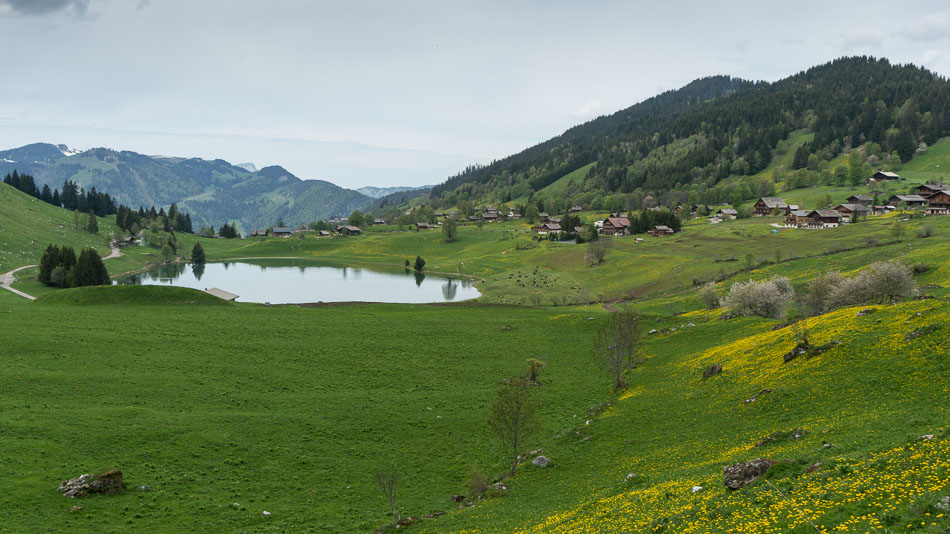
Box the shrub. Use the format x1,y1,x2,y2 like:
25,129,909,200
864,260,915,303
722,276,794,319
804,272,843,315
467,469,490,496
910,263,930,274
916,224,934,238
825,275,870,310
698,282,720,309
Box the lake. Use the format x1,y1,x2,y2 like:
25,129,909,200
118,261,480,304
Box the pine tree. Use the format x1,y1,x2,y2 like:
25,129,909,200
191,242,206,264
86,211,98,233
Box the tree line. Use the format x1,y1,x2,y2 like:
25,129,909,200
4,171,117,217
37,245,110,288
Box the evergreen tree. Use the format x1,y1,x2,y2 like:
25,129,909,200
69,248,110,287
86,211,98,233
191,242,206,264
38,245,60,285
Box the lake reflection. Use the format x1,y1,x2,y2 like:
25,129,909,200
118,261,480,304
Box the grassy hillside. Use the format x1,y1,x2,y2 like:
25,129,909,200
0,182,117,272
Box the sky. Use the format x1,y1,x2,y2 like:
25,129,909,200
1,0,949,189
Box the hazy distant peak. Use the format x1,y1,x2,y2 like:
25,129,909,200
356,185,432,199
235,162,258,172
56,144,80,157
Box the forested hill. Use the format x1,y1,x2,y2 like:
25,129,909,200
428,57,950,207
0,145,372,231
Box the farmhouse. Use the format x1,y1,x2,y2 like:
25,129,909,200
753,197,788,216
869,171,900,183
416,222,438,230
532,222,562,235
918,183,950,197
846,194,873,206
872,205,896,216
715,208,737,220
601,216,631,236
373,218,385,225
925,190,950,215
888,194,928,208
272,227,293,237
538,212,550,222
833,203,871,222
649,225,674,237
569,205,583,213
784,210,812,228
335,225,362,236
318,230,331,237
808,210,842,228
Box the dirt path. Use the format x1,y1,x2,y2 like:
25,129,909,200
0,244,122,301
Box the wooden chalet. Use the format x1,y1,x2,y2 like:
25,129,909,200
925,190,950,215
532,222,562,235
784,210,812,228
807,210,842,228
272,227,293,238
715,208,737,220
335,225,362,236
601,217,631,236
373,218,386,225
918,183,950,197
846,194,873,206
318,230,331,237
872,205,895,216
889,194,928,208
833,203,871,222
537,212,550,222
416,222,438,230
649,225,674,237
869,171,900,183
753,197,788,216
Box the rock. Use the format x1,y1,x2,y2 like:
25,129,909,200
856,309,874,317
532,456,550,467
691,485,703,493
702,364,723,379
451,494,466,502
139,485,150,492
424,511,446,519
783,342,808,362
649,329,658,334
232,503,241,508
723,459,776,490
743,388,773,405
58,470,125,498
70,506,83,513
397,516,419,526
920,434,935,440
262,511,271,516
805,462,822,473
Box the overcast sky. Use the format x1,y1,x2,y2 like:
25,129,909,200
1,0,949,188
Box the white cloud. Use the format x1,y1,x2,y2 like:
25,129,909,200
921,49,940,66
896,12,950,42
572,99,603,120
839,29,885,52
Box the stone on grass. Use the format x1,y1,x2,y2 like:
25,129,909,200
723,459,776,490
58,470,125,498
702,364,722,379
532,456,550,467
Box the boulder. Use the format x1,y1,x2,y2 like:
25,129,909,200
451,494,466,502
702,364,723,379
723,459,776,490
58,470,125,498
424,511,446,519
532,456,550,467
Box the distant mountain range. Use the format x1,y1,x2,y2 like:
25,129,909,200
356,185,431,199
0,143,424,231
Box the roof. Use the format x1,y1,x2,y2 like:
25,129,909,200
544,222,562,231
890,194,927,202
847,194,872,201
757,197,788,208
654,225,672,231
205,287,239,301
272,227,292,233
811,210,841,218
717,208,737,214
835,203,870,212
318,230,330,235
789,210,810,217
604,217,631,228
920,183,950,190
874,171,900,178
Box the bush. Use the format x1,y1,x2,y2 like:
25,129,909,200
722,276,794,319
916,224,934,238
910,263,930,274
822,260,916,311
804,272,843,315
698,282,719,309
467,469,490,496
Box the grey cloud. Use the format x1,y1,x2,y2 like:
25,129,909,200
896,13,950,42
0,0,89,16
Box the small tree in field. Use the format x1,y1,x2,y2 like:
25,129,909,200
488,378,539,477
525,358,545,383
596,308,641,391
191,242,206,264
585,238,611,265
414,256,426,272
374,469,399,524
442,218,458,242
698,282,719,309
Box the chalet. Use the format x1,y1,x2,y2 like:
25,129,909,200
869,171,900,183
601,217,631,236
872,205,895,216
538,212,550,222
846,194,873,206
481,212,499,222
335,225,361,236
753,197,788,216
416,222,438,230
917,183,950,197
925,190,950,215
635,238,644,244
785,204,800,214
547,216,562,224
318,230,331,237
373,218,386,225
272,227,293,238
569,205,583,213
649,225,674,237
249,229,268,237
808,210,842,228
833,203,871,222
889,194,928,209
715,208,738,220
532,222,562,235
114,235,138,247
784,210,812,228
508,210,521,220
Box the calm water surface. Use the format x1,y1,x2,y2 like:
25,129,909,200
119,261,480,304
